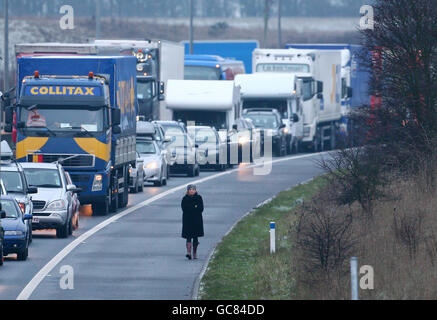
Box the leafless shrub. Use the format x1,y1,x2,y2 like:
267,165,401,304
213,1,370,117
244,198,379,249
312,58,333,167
392,207,425,259
295,193,356,285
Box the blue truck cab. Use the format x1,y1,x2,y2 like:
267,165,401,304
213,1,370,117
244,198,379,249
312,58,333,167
9,55,138,215
184,55,245,80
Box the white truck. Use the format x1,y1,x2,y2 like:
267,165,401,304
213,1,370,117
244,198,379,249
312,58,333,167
94,40,185,120
253,48,342,151
234,72,304,154
165,79,241,133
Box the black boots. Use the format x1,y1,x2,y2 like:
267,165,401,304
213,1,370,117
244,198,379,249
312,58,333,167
186,242,192,260
193,242,199,259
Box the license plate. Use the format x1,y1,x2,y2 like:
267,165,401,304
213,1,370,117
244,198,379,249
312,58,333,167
32,217,39,223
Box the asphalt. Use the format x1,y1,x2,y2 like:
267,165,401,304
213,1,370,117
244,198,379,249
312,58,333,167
0,153,326,300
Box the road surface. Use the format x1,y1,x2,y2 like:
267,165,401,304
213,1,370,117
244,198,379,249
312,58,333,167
0,153,326,300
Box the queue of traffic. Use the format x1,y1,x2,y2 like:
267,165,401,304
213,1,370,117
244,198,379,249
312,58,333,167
0,39,370,267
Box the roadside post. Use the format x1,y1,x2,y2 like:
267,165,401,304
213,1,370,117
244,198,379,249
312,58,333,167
270,221,276,254
350,257,359,300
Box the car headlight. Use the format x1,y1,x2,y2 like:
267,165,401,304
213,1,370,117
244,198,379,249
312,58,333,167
92,174,103,192
18,202,26,213
238,136,250,144
5,230,24,236
283,127,289,134
146,161,158,169
46,199,67,211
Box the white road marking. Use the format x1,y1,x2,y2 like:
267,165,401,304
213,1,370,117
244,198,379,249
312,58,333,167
17,152,327,300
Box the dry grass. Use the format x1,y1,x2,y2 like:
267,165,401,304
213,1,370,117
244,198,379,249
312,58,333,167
292,167,437,299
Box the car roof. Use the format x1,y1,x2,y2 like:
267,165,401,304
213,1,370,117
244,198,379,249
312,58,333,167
154,121,183,126
0,163,24,172
20,162,60,170
187,126,215,130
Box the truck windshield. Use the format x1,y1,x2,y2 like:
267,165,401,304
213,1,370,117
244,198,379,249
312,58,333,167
184,66,221,80
244,114,279,129
256,63,310,73
243,99,288,119
0,172,24,193
23,168,62,188
20,106,107,133
137,81,154,100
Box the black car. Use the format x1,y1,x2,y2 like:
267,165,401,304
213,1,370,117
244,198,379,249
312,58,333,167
242,108,287,157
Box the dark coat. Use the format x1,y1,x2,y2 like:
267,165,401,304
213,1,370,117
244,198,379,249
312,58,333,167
181,193,204,239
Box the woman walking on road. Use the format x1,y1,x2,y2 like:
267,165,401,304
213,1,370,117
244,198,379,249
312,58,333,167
181,184,204,260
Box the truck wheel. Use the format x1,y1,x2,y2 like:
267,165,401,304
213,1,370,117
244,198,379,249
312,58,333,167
110,191,118,213
187,165,195,177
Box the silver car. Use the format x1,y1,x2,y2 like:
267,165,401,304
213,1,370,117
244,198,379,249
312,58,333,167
136,138,169,186
20,162,81,238
129,152,145,193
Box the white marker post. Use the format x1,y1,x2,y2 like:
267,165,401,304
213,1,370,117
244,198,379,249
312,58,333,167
270,222,276,254
350,257,359,300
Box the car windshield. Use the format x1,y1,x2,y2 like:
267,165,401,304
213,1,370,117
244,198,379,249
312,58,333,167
20,105,107,133
23,168,62,188
137,141,156,154
256,63,310,73
188,128,217,145
161,125,185,137
0,199,20,219
0,171,24,193
184,66,221,80
243,99,288,119
244,114,279,129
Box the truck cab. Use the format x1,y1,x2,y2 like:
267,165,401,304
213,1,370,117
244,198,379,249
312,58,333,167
184,55,245,80
6,55,138,215
253,48,341,151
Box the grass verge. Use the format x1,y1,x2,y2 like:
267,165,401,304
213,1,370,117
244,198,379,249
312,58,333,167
198,175,326,300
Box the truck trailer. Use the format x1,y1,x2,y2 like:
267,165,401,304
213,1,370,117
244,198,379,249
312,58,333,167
5,55,138,215
182,40,259,74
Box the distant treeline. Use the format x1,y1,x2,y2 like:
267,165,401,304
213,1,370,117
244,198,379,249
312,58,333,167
0,0,372,18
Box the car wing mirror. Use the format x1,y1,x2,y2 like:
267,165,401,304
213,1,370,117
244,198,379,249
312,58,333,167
67,184,82,193
27,186,38,194
0,210,6,219
24,214,33,220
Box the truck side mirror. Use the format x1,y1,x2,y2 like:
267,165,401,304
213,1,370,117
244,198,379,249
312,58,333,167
317,93,323,99
292,113,299,123
112,109,121,126
317,81,323,94
112,125,121,134
232,124,238,131
5,106,13,125
347,87,353,98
